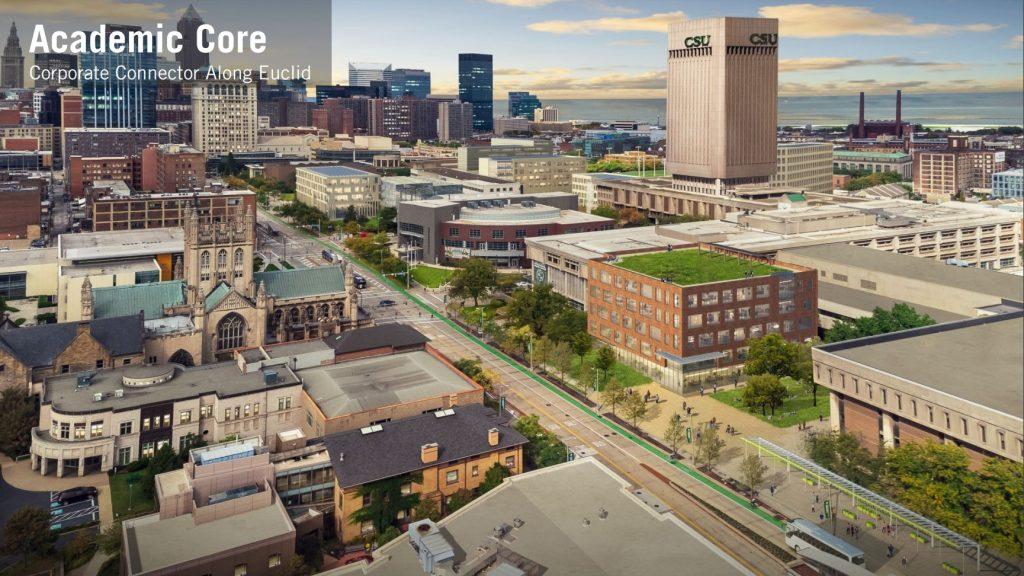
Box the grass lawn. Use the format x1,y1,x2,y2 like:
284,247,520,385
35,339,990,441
411,265,454,288
615,249,781,286
280,260,295,270
570,349,651,389
619,168,668,177
109,471,155,519
461,301,503,323
278,192,296,202
710,376,827,428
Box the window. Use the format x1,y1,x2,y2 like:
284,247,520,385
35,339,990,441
74,423,86,439
491,229,504,239
998,431,1006,451
832,273,848,282
755,285,770,298
445,470,459,485
224,409,232,421
469,229,481,238
244,404,251,418
471,465,479,477
200,405,212,419
234,248,244,268
141,442,155,458
400,482,413,495
61,364,70,374
961,418,968,435
505,455,516,468
860,279,877,290
234,564,247,576
217,249,228,269
117,447,132,466
978,425,986,443
687,314,702,328
216,314,246,351
278,397,292,411
179,410,192,424
448,227,459,236
362,494,372,507
95,359,104,369
90,422,103,437
515,229,526,238
268,555,282,568
119,421,133,435
58,422,70,439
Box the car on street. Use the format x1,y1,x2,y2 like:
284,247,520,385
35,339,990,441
377,299,397,307
55,486,98,505
352,274,367,289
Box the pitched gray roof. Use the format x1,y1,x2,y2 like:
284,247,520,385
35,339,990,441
0,315,144,368
254,267,346,300
323,404,528,489
323,324,429,355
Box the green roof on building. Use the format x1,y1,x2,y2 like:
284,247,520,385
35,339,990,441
254,266,346,300
204,283,232,313
613,249,782,286
786,193,806,202
93,281,186,320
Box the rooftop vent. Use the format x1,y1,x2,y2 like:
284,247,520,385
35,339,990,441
114,389,124,398
434,408,455,418
360,424,383,435
264,370,279,385
76,372,96,389
93,392,104,402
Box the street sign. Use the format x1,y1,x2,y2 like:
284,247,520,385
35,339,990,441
824,499,831,519
685,427,692,443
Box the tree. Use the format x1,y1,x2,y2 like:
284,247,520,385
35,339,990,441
739,454,768,496
479,463,511,494
762,377,789,418
591,205,618,220
744,334,795,378
664,414,685,458
3,507,55,562
542,308,587,344
0,388,36,458
504,283,572,336
343,205,358,222
594,346,616,382
600,379,627,414
514,414,567,469
621,392,649,429
349,472,423,536
97,521,123,556
693,424,725,470
220,152,240,176
448,258,498,307
343,220,360,236
414,498,442,522
532,336,553,371
446,489,474,513
142,443,179,498
548,340,573,385
569,331,593,369
804,431,880,487
375,525,401,547
62,527,96,565
452,358,494,391
378,207,398,232
825,303,935,343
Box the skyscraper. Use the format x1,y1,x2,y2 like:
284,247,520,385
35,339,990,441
2,22,24,89
175,4,210,72
666,17,778,194
459,53,493,132
389,69,431,99
348,63,392,87
438,101,474,141
192,79,257,156
508,91,541,119
80,24,157,128
33,53,78,88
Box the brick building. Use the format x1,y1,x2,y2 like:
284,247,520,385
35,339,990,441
586,245,817,391
139,143,206,193
0,176,45,244
312,99,355,137
67,155,139,198
62,127,171,169
89,188,256,232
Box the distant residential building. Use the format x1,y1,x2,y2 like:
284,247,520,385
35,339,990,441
507,91,541,119
312,99,355,137
324,404,527,542
914,136,1007,202
67,156,138,198
369,97,439,141
389,68,431,99
191,79,257,156
1,22,23,89
295,165,381,218
33,53,77,88
437,101,473,142
80,24,156,128
833,149,912,179
770,142,833,195
832,174,851,189
348,62,392,87
991,168,1023,199
174,4,210,72
0,175,46,247
457,138,553,171
478,155,587,194
458,53,493,132
63,127,171,169
572,172,632,212
533,106,559,123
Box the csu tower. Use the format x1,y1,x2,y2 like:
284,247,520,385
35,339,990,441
666,17,778,195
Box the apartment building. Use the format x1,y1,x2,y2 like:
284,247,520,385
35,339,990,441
770,142,833,194
295,165,381,218
192,80,258,156
587,246,817,391
62,127,170,170
991,168,1022,199
456,139,553,171
813,312,1023,465
67,156,139,198
323,404,528,542
914,139,1006,202
89,188,256,232
478,155,587,194
30,360,304,476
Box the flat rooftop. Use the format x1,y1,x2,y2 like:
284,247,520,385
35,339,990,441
43,362,300,414
817,282,966,324
123,497,294,575
59,228,183,262
457,205,609,226
339,458,755,576
298,165,374,177
614,249,782,286
819,313,1024,420
778,244,1024,303
265,339,334,359
301,350,477,419
0,247,57,268
525,226,684,260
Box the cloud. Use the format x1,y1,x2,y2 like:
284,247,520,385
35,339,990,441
760,4,1001,38
609,38,656,47
778,76,1023,96
1007,35,1024,49
484,0,560,6
1,0,171,21
780,56,965,72
527,11,683,34
494,68,532,76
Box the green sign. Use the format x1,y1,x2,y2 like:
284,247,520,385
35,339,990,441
823,499,831,519
684,35,710,48
685,427,692,443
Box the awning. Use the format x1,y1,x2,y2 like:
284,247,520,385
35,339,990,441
657,351,726,366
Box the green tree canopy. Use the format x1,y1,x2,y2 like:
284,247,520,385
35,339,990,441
479,463,512,494
503,283,574,336
825,303,935,343
448,258,498,307
0,388,36,458
3,507,55,562
349,472,423,535
514,414,567,469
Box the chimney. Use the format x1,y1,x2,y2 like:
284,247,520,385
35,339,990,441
858,92,865,138
488,428,500,447
421,443,438,464
76,321,91,336
895,90,902,138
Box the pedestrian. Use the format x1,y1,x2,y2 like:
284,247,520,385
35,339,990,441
818,414,823,423
814,494,820,503
887,544,894,558
819,513,824,521
811,505,815,514
770,484,775,496
699,386,704,397
901,557,907,567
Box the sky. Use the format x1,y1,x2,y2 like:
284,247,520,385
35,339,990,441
3,0,1021,99
333,0,1024,98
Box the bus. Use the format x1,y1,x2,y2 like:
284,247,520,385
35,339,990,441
785,519,866,566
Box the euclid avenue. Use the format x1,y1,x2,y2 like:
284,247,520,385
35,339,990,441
29,63,311,84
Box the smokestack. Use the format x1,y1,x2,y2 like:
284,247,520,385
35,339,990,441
858,92,865,138
895,90,902,138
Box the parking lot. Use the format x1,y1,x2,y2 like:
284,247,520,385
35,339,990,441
48,491,99,531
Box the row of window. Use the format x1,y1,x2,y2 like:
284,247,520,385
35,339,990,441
450,227,529,239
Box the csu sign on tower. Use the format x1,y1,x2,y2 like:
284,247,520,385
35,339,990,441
749,33,778,45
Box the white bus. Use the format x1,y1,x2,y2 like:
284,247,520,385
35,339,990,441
785,519,866,566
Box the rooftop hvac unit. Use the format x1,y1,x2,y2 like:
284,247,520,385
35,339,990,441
434,408,455,418
114,389,125,398
264,370,279,385
93,392,104,402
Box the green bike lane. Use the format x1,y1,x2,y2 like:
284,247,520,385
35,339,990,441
260,210,785,531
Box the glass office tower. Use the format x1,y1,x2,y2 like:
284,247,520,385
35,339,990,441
508,91,542,119
80,25,157,128
458,53,493,132
390,69,431,99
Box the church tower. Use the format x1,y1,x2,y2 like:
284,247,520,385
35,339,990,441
182,204,255,297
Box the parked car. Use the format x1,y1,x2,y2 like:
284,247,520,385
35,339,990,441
377,299,397,307
56,486,98,505
30,239,47,248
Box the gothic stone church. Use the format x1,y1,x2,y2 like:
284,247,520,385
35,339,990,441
81,207,370,365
